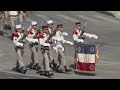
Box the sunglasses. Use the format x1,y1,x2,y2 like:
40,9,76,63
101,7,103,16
50,23,53,25
44,28,49,30
59,26,63,28
77,25,81,26
33,25,37,26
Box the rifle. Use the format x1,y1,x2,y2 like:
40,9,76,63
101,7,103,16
33,29,41,39
18,30,28,43
45,27,57,43
79,22,87,40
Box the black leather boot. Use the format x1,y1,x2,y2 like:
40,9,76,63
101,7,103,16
0,31,3,36
26,63,34,69
64,65,72,72
56,66,64,73
32,63,41,70
52,60,57,69
44,71,54,77
17,66,27,74
49,60,57,69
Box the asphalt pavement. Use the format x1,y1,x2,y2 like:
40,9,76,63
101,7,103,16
0,11,120,79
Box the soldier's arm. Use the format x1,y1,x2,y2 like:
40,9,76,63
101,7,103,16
83,32,98,39
52,31,64,42
13,33,19,44
73,31,84,43
27,26,32,31
39,34,50,46
26,30,34,43
62,32,68,36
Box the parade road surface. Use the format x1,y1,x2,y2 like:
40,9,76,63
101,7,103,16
0,11,120,79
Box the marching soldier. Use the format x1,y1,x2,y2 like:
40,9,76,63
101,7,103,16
26,21,41,70
52,24,72,73
8,11,19,38
47,20,57,69
13,24,27,74
39,25,54,77
73,22,98,65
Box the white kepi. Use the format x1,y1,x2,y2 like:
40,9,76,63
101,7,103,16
31,21,37,25
16,24,22,29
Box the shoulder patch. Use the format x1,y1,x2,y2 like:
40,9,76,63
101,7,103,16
73,30,78,35
28,31,34,35
14,33,19,38
39,34,44,38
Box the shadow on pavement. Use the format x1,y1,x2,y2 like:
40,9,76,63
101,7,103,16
69,64,76,69
96,11,115,17
74,71,96,76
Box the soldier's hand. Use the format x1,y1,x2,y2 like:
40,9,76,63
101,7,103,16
78,39,84,43
93,35,98,39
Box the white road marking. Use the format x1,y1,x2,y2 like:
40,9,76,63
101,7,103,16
93,15,118,23
35,14,50,20
76,15,100,23
0,69,47,79
57,14,79,22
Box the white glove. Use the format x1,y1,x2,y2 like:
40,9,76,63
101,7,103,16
62,40,66,43
64,40,73,45
68,41,73,45
93,35,98,39
78,39,84,43
43,43,50,46
27,26,31,31
63,32,68,36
